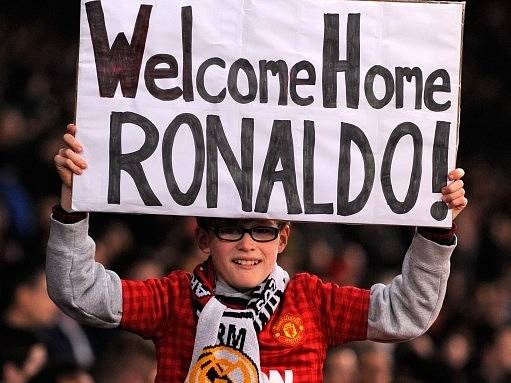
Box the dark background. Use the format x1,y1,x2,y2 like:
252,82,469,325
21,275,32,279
0,1,510,382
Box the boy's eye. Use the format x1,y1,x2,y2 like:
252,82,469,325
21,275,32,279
252,227,276,235
213,225,279,242
251,227,279,241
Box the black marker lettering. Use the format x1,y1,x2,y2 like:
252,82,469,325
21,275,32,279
364,65,394,109
290,61,315,106
86,1,151,98
430,121,450,221
337,123,375,216
162,113,204,205
395,67,423,109
181,6,194,101
255,120,302,214
424,69,451,112
206,115,253,211
381,122,423,214
303,121,333,214
108,112,161,206
228,59,258,104
259,60,288,105
322,13,360,108
197,58,226,103
144,54,182,101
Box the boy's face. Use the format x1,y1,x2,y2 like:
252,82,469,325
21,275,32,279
196,219,290,290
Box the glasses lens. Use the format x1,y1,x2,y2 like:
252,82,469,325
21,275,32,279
250,227,279,242
216,226,243,241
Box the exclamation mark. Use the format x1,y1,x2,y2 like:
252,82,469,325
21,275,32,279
431,121,450,221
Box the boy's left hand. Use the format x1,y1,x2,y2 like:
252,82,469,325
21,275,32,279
442,168,468,221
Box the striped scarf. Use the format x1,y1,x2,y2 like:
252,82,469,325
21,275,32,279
186,259,289,383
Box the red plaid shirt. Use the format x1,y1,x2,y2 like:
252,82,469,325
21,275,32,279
121,272,369,382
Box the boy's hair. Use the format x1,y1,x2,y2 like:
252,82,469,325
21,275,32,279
195,217,290,231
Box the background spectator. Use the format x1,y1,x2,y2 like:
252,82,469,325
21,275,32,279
0,326,47,383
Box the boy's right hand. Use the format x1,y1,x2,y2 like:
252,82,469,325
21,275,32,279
54,124,87,210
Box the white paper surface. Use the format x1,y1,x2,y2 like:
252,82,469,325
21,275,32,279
74,0,464,227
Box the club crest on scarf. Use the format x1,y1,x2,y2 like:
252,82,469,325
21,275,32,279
188,345,259,383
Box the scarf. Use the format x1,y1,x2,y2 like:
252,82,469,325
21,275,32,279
185,259,289,383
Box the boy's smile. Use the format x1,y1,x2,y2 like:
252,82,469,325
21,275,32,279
196,219,290,290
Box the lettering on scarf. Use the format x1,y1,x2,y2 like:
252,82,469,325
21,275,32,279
191,275,211,298
218,323,247,351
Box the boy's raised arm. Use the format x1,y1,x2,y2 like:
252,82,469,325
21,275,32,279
367,168,466,341
47,123,123,327
367,229,455,341
46,212,123,328
47,124,176,337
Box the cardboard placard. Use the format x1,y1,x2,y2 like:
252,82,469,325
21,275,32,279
74,0,464,227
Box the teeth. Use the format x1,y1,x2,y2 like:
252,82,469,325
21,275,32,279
233,259,260,266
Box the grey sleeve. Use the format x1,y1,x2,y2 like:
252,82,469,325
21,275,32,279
367,230,456,342
46,216,122,328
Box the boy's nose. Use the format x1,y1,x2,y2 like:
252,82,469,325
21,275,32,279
236,231,256,250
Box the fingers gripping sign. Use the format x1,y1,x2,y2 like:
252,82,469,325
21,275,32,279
54,124,88,210
440,168,468,221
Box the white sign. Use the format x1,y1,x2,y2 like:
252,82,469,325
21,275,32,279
73,0,465,227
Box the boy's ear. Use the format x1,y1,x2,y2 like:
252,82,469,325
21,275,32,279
196,227,211,254
278,224,291,254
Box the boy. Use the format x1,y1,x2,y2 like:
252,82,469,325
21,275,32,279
47,123,467,382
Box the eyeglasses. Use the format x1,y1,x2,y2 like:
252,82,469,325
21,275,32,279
212,226,280,242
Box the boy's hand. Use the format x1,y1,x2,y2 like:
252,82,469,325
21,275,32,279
54,124,86,187
441,168,468,221
54,124,87,210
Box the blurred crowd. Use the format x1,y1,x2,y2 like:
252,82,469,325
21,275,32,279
1,1,510,382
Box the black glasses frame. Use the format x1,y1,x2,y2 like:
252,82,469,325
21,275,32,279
212,226,280,242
